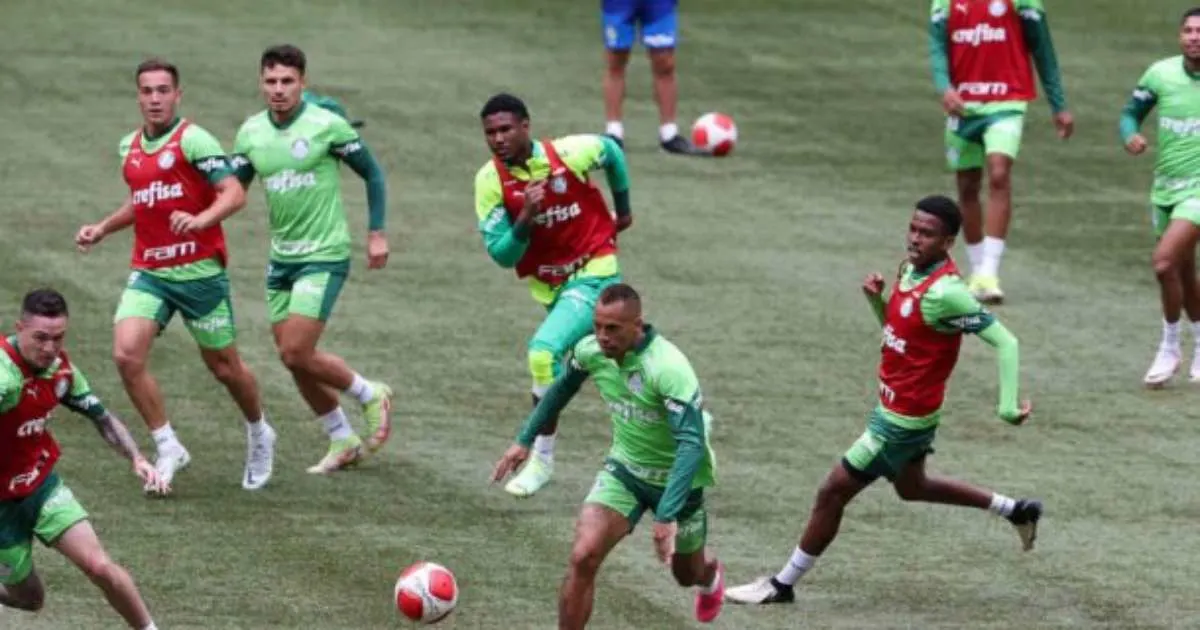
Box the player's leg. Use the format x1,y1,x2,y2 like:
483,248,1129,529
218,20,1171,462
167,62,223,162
641,2,694,153
559,470,638,629
891,454,1042,551
1146,210,1200,387
667,494,724,623
948,119,987,284
506,276,617,497
0,528,44,611
111,275,189,487
972,113,1026,303
181,273,276,490
601,3,635,145
726,419,891,604
269,262,392,471
1177,228,1200,381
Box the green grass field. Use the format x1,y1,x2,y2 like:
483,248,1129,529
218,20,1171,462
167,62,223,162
2,0,1199,628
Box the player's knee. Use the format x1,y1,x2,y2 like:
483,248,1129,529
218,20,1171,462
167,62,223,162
204,352,244,385
649,51,675,77
111,344,146,377
606,51,630,73
987,164,1012,191
955,172,982,200
567,542,604,577
278,344,315,374
1153,250,1180,280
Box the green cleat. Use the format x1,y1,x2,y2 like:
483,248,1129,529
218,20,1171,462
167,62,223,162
307,435,364,474
504,456,553,497
363,382,394,454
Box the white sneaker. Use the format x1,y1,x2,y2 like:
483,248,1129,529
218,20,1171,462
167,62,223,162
723,576,795,605
243,423,276,491
1143,347,1181,388
149,446,190,495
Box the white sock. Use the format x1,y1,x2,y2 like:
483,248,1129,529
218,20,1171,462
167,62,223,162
978,236,1006,277
773,546,816,586
319,407,355,441
141,623,158,630
1163,320,1182,352
246,415,268,439
965,241,985,274
533,435,556,461
1189,321,1200,346
988,493,1016,518
659,122,679,143
151,424,181,453
699,563,722,594
346,373,375,405
605,120,624,139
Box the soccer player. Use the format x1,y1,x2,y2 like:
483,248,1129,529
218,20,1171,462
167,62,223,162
0,288,166,629
601,0,699,154
231,44,393,474
474,93,633,497
75,58,275,492
1122,8,1200,387
724,196,1041,605
929,0,1073,303
491,284,725,627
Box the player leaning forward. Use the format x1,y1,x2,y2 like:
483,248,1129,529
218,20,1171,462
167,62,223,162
474,93,632,497
491,284,725,627
930,0,1072,303
1122,8,1200,387
726,196,1041,606
0,289,166,629
232,44,394,473
76,58,275,491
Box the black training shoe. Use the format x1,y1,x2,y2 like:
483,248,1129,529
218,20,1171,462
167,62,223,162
1006,499,1043,551
660,134,703,155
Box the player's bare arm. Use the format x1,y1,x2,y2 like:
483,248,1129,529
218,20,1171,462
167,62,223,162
76,197,135,252
89,410,169,494
169,174,247,235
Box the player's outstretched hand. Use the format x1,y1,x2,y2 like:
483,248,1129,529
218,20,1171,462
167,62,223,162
652,521,676,565
75,224,105,253
941,89,965,117
367,230,389,270
134,456,170,496
490,444,530,484
1125,134,1148,156
1053,111,1075,140
862,273,886,298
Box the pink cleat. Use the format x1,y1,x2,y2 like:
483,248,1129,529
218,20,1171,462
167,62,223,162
694,562,725,623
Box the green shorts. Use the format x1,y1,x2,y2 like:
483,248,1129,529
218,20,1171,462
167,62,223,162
944,111,1026,171
265,260,349,324
1153,198,1200,239
0,474,88,586
529,273,623,372
584,459,708,555
115,270,237,350
842,407,937,484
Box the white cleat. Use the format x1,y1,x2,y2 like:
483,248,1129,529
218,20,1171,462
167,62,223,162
723,576,796,605
242,424,277,491
503,457,553,498
1189,354,1200,384
148,446,190,495
1143,347,1181,389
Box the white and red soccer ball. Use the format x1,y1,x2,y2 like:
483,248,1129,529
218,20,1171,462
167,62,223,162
691,112,738,156
395,561,458,624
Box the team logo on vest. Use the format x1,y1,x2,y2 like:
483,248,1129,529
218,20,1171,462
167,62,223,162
291,138,310,159
550,174,568,194
157,151,176,170
55,377,69,399
131,181,186,208
626,372,644,394
988,0,1007,17
900,297,914,318
881,324,908,354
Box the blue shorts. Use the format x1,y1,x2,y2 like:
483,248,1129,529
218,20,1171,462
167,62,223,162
602,0,679,51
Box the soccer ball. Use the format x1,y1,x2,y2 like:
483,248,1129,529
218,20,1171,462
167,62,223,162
691,112,738,156
394,561,458,624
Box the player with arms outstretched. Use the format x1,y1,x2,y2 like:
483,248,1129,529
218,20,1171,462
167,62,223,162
75,58,274,492
475,93,633,498
930,0,1073,303
1121,7,1200,387
0,289,166,629
232,45,393,473
491,284,725,627
725,196,1041,605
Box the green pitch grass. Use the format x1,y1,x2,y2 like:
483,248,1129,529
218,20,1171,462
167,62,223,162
0,0,1196,627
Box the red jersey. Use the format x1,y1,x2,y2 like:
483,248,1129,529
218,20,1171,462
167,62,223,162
877,260,964,417
495,140,617,286
946,0,1036,102
0,338,73,501
122,119,228,270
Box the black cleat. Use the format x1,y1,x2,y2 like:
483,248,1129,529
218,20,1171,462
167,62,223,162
1006,499,1043,551
660,134,703,155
